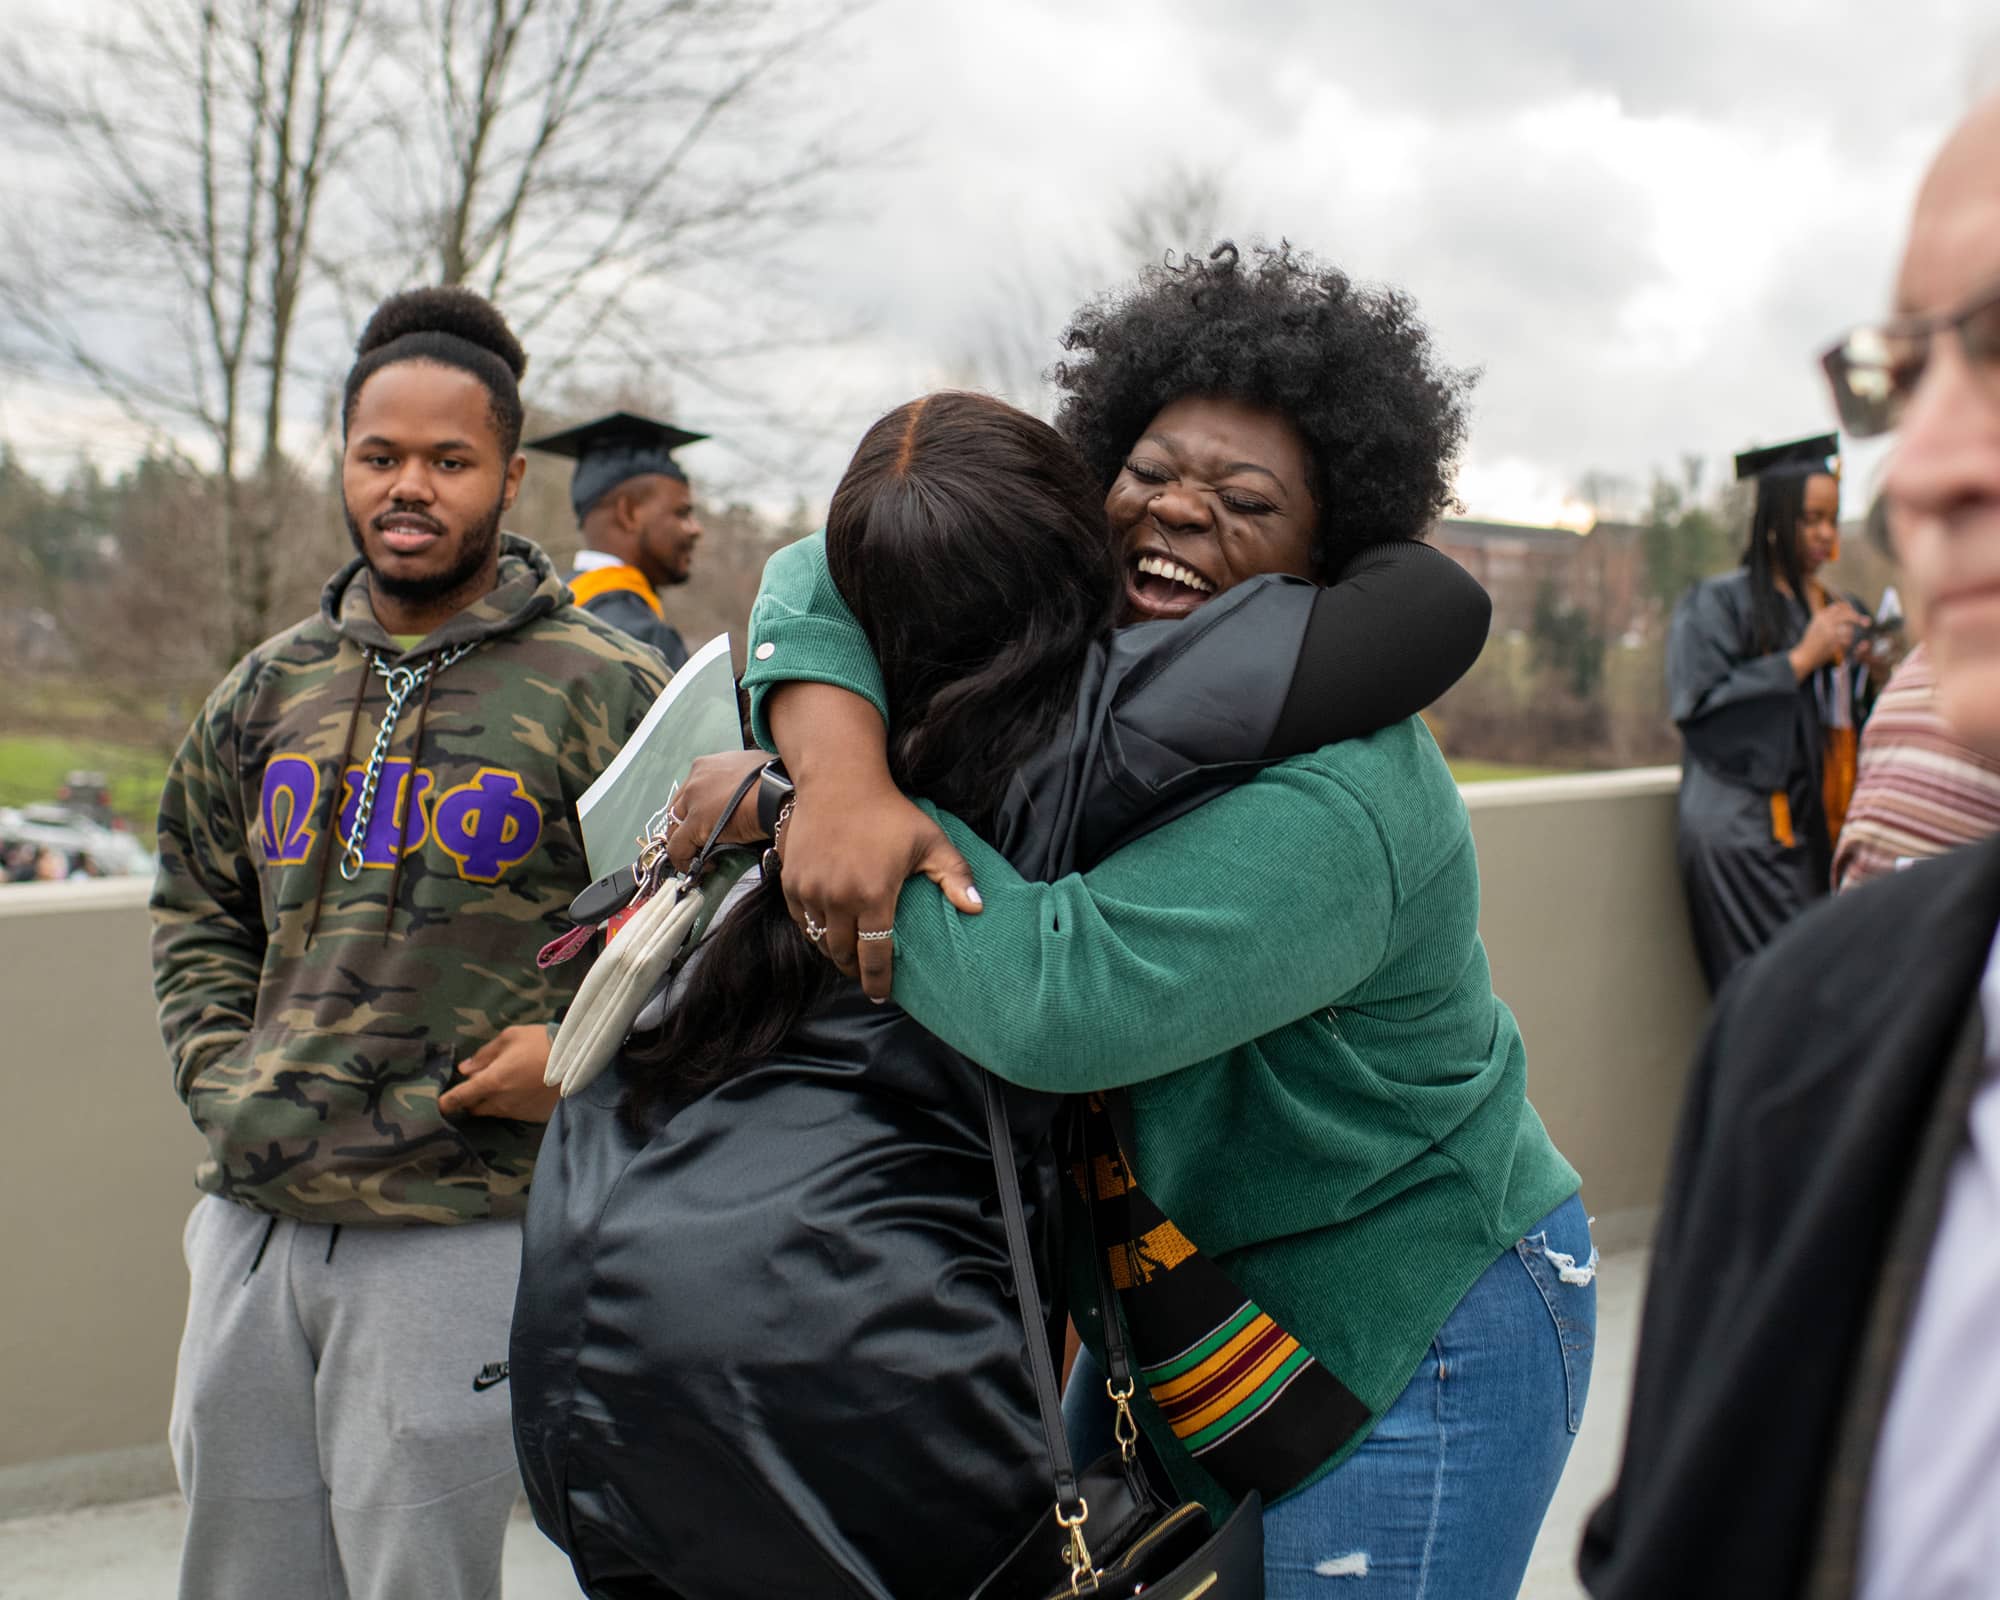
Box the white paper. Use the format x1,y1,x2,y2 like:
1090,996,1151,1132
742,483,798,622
578,633,743,877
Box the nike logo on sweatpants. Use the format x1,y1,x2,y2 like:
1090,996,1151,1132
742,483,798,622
472,1362,510,1393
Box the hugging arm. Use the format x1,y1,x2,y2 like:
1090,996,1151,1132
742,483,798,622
739,533,1488,760
1268,539,1489,754
885,761,1396,1091
720,531,1479,994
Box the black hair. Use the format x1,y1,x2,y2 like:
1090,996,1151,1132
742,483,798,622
623,393,1117,1126
1743,467,1837,651
1053,241,1476,571
341,287,528,454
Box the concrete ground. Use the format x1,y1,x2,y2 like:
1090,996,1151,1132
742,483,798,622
0,1251,1644,1600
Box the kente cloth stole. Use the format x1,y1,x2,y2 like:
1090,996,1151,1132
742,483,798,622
1077,1095,1369,1502
568,563,665,618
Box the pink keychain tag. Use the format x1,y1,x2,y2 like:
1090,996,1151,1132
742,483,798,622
536,923,597,969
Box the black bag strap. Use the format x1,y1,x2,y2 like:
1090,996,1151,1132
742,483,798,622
1077,1103,1138,1400
982,1072,1080,1515
685,759,771,882
980,1076,1143,1520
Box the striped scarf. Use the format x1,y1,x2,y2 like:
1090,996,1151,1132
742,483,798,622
1077,1095,1368,1503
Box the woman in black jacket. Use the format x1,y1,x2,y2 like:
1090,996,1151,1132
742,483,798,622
509,392,1487,1599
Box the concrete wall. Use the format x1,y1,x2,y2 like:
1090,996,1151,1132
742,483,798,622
0,879,204,1515
0,769,1711,1515
1463,768,1708,1246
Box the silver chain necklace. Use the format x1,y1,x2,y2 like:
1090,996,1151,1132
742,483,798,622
339,642,477,881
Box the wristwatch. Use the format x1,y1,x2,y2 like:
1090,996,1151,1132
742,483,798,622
754,759,794,839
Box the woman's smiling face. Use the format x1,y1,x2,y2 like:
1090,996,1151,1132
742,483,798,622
1106,394,1320,623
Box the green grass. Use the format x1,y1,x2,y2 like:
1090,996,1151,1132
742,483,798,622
1446,759,1570,785
0,735,169,838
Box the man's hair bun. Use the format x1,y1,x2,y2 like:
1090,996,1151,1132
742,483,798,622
355,286,528,381
342,285,529,452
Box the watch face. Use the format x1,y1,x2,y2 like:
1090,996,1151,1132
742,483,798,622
756,761,794,836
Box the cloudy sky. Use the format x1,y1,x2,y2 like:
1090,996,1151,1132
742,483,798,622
772,0,1997,522
6,0,1998,524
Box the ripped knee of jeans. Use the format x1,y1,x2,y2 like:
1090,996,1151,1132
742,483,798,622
1315,1551,1370,1578
1522,1229,1600,1286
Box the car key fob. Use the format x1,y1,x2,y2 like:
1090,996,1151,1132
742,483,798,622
569,862,643,928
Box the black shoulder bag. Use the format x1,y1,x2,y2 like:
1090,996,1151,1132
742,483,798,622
971,1074,1265,1600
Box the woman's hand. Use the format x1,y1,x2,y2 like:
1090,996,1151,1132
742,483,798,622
664,749,775,872
1856,626,1906,685
776,769,981,1000
1789,600,1866,678
763,682,981,1001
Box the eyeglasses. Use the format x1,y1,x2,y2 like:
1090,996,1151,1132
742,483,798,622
1821,271,2000,438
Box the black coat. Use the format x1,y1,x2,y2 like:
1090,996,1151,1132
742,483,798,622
582,586,690,671
1667,570,1874,991
1579,835,2000,1599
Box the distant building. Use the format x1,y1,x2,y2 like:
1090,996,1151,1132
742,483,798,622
1432,517,1650,644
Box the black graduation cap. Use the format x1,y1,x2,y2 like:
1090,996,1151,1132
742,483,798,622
1734,433,1839,483
526,411,709,521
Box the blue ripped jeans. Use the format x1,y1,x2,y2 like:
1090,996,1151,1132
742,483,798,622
1064,1193,1596,1599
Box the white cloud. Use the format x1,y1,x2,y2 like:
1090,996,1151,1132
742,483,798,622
6,0,1990,528
758,0,1979,522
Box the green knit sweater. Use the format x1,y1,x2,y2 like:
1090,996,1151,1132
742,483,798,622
742,536,1580,1506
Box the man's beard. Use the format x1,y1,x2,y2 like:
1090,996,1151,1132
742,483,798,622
345,494,506,606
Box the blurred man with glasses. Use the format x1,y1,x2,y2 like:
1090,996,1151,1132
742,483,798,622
1583,93,2000,1600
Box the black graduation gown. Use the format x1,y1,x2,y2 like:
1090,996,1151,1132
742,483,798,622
582,585,691,672
1578,835,2000,1599
1667,570,1871,992
510,554,1491,1600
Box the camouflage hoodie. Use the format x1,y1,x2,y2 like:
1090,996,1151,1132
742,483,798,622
151,534,669,1225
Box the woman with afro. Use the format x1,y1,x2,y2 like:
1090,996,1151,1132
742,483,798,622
681,243,1595,1597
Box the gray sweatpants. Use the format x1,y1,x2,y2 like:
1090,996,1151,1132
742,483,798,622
171,1194,525,1600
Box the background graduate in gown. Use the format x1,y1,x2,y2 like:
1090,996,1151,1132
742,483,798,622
529,411,708,670
1667,433,1879,991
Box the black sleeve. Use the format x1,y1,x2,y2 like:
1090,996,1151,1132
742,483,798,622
1265,539,1492,758
583,591,690,673
997,552,1488,876
1666,579,1798,791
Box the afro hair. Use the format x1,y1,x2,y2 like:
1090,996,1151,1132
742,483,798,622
342,286,528,453
1053,242,1476,569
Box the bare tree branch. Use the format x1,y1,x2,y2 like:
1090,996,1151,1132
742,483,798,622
0,0,870,660
0,0,371,656
377,0,868,411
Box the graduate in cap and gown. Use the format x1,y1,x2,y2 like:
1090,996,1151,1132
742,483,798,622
1667,433,1879,992
529,412,707,670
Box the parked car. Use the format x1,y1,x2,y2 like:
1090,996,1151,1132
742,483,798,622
0,803,154,879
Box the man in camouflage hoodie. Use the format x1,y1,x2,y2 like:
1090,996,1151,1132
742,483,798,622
151,287,667,1600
